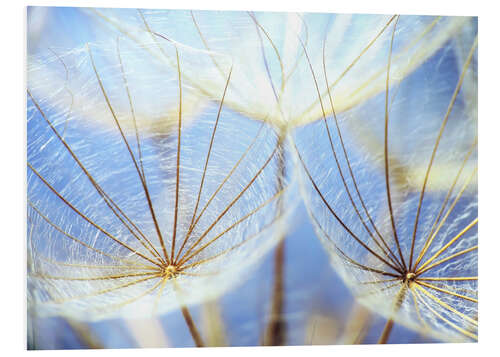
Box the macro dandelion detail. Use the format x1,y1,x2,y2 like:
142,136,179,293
85,10,471,130
27,30,296,338
293,15,477,342
27,6,478,348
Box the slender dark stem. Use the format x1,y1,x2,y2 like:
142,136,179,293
377,284,406,344
264,239,286,346
378,319,395,344
181,305,205,347
264,132,287,346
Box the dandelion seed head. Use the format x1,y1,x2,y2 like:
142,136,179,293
293,15,477,341
27,32,298,321
27,8,478,343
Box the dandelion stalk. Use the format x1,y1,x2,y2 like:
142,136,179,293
264,133,287,346
377,284,407,344
180,306,204,347
264,144,286,346
377,319,395,344
264,238,286,345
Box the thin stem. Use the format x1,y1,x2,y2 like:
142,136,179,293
248,11,285,105
409,286,429,331
378,319,395,344
264,239,286,346
181,305,205,347
116,36,146,180
153,276,169,314
418,277,477,281
264,138,287,346
47,47,74,139
377,284,406,344
190,11,232,84
32,271,159,281
96,275,165,314
172,278,205,347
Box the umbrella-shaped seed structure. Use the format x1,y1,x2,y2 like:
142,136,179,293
27,33,297,328
292,15,477,342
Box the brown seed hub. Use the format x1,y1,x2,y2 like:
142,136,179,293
405,272,416,283
164,265,178,277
